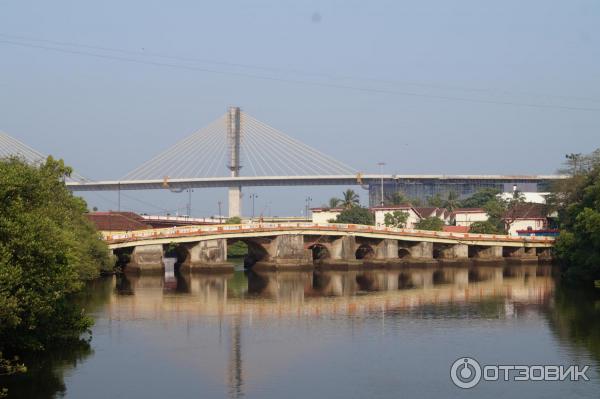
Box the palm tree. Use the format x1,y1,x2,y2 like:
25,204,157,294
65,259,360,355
341,189,360,209
443,191,460,212
328,197,342,209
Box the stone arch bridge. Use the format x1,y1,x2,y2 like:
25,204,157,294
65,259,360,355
103,223,555,273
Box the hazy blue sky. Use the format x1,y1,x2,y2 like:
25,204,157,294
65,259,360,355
1,1,599,216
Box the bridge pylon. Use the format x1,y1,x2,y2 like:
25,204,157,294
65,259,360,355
227,106,242,217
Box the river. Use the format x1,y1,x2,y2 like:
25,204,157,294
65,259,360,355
3,261,600,398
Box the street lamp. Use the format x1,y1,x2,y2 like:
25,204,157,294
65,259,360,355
377,162,386,206
249,193,258,221
305,196,313,220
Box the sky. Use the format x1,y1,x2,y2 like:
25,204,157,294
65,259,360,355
1,0,599,216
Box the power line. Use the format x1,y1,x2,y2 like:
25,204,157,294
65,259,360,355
1,38,599,112
2,32,598,104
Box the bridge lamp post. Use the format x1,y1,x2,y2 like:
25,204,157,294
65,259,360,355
377,162,386,206
249,193,258,221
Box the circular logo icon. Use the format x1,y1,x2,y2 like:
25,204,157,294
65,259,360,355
450,357,482,389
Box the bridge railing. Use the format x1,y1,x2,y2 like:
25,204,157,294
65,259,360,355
102,222,555,244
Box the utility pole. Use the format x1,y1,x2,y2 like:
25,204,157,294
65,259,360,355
117,182,121,212
249,193,258,221
305,196,312,221
218,201,222,223
377,162,386,206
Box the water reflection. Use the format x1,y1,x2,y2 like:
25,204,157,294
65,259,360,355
108,264,555,320
5,263,600,399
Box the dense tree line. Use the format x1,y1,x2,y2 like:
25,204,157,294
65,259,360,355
0,157,111,360
550,150,600,284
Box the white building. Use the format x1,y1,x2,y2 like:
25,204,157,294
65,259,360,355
499,192,550,204
503,203,549,236
451,208,488,227
311,208,343,224
370,205,421,228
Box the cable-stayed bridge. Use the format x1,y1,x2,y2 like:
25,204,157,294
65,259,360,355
1,108,563,217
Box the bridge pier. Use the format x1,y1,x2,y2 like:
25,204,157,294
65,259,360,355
127,244,164,274
374,239,399,261
254,235,313,270
397,241,434,262
321,236,362,269
504,246,538,263
434,243,469,262
536,247,553,262
180,239,233,272
228,186,242,218
469,245,503,262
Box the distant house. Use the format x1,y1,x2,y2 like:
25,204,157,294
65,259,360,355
370,204,422,228
503,203,549,236
415,207,450,224
311,208,344,223
451,208,488,227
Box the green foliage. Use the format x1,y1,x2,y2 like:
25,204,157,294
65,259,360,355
226,216,242,224
228,241,248,257
442,191,460,212
414,216,444,231
341,189,360,209
459,188,501,208
552,149,600,284
384,211,409,228
469,220,502,234
387,191,408,206
0,157,109,352
327,197,341,208
426,193,444,207
334,207,374,225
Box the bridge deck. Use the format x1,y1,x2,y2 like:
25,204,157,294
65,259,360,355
104,222,554,249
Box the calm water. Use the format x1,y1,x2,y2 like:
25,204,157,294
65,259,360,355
4,261,600,399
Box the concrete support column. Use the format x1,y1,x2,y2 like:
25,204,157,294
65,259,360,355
329,236,357,261
536,247,553,262
181,239,232,272
472,246,503,259
437,244,469,260
374,239,399,260
404,241,433,259
503,247,525,258
127,244,164,274
255,235,313,270
228,186,241,218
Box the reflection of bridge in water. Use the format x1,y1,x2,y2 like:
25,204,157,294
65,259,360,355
110,264,554,320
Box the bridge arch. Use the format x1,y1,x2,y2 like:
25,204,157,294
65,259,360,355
308,243,330,261
355,244,375,260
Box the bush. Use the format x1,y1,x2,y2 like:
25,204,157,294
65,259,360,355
469,221,503,234
414,217,444,231
334,207,374,225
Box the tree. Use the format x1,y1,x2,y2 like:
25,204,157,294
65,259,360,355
552,149,600,284
414,216,444,231
334,207,374,225
442,191,460,212
469,220,502,234
387,191,408,206
340,189,360,209
427,193,444,207
459,188,501,208
384,211,409,228
0,156,110,353
327,197,341,208
226,216,242,224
